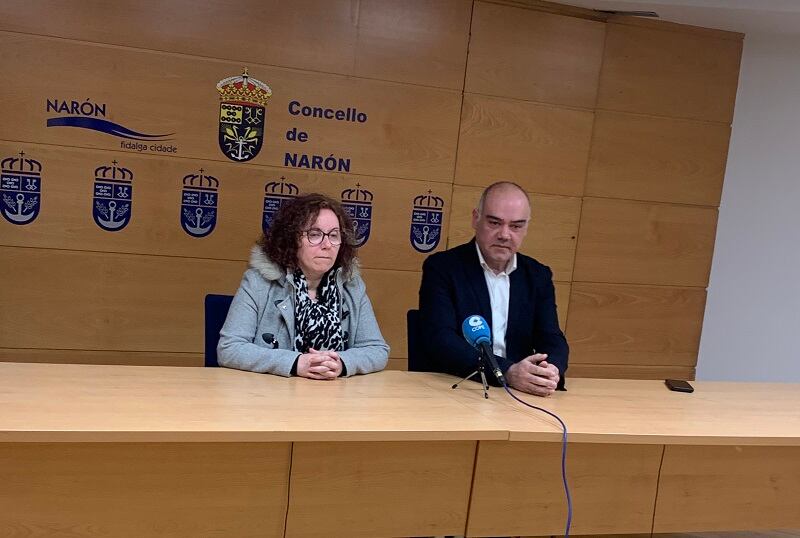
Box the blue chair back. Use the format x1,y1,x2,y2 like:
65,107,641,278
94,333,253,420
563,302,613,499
204,294,234,367
406,309,427,372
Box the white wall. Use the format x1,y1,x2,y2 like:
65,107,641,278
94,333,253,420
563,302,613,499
697,31,800,382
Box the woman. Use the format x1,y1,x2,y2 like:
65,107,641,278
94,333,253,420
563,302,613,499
218,193,389,378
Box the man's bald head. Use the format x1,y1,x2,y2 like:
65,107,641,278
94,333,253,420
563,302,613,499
476,181,530,217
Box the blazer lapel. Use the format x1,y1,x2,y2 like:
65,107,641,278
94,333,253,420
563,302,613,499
507,267,527,344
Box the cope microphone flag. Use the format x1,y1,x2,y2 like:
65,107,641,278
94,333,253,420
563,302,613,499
461,315,505,383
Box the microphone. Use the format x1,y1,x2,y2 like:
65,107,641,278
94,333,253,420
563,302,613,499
261,333,279,349
461,315,505,383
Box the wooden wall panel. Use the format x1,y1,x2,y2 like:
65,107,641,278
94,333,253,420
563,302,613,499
0,32,462,181
353,0,472,89
566,282,707,368
466,1,605,108
0,247,412,361
0,349,202,367
455,94,593,196
468,441,662,536
0,143,450,272
0,143,264,261
287,441,475,537
0,246,246,353
572,198,718,286
597,22,742,123
447,185,580,281
361,269,421,360
0,0,473,89
386,358,408,371
586,111,731,206
0,1,358,76
655,445,800,532
568,363,696,381
0,442,291,538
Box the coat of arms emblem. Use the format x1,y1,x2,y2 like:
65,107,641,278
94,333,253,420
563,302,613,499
263,178,299,233
341,185,373,247
410,191,444,253
1,151,41,225
216,68,272,162
92,161,133,232
181,169,219,238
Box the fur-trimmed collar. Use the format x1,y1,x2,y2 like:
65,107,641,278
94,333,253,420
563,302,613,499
248,245,359,282
249,245,285,281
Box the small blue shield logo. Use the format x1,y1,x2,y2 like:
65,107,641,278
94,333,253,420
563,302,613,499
217,68,272,162
341,184,373,247
1,151,42,225
263,177,299,233
410,191,444,253
181,169,219,238
93,161,133,232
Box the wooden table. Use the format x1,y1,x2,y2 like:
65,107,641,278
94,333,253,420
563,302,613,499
1,362,798,537
420,373,800,536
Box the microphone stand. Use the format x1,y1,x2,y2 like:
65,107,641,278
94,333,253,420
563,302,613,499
451,352,491,399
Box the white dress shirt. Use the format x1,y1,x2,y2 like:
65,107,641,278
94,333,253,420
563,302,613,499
475,242,517,358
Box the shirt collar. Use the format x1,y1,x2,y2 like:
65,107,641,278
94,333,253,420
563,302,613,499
475,241,517,276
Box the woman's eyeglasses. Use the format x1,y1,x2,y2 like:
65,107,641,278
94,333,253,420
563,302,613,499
302,228,342,246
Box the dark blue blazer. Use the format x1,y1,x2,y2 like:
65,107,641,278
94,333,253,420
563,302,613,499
418,240,568,389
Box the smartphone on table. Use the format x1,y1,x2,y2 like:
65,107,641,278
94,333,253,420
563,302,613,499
665,379,694,393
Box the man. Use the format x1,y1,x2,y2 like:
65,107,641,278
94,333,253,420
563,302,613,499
418,181,568,395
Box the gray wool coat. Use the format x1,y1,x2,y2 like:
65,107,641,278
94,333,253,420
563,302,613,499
217,246,389,377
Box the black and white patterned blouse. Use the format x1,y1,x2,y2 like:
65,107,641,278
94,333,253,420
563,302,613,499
291,268,345,353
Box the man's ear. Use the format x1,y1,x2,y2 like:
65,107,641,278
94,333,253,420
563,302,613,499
471,208,479,230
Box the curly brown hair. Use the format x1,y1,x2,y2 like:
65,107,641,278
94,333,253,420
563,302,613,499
258,193,358,275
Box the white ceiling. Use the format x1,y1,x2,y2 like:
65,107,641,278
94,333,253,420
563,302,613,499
563,0,800,34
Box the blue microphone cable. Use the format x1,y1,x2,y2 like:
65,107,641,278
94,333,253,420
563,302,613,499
459,315,571,535
501,381,572,537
